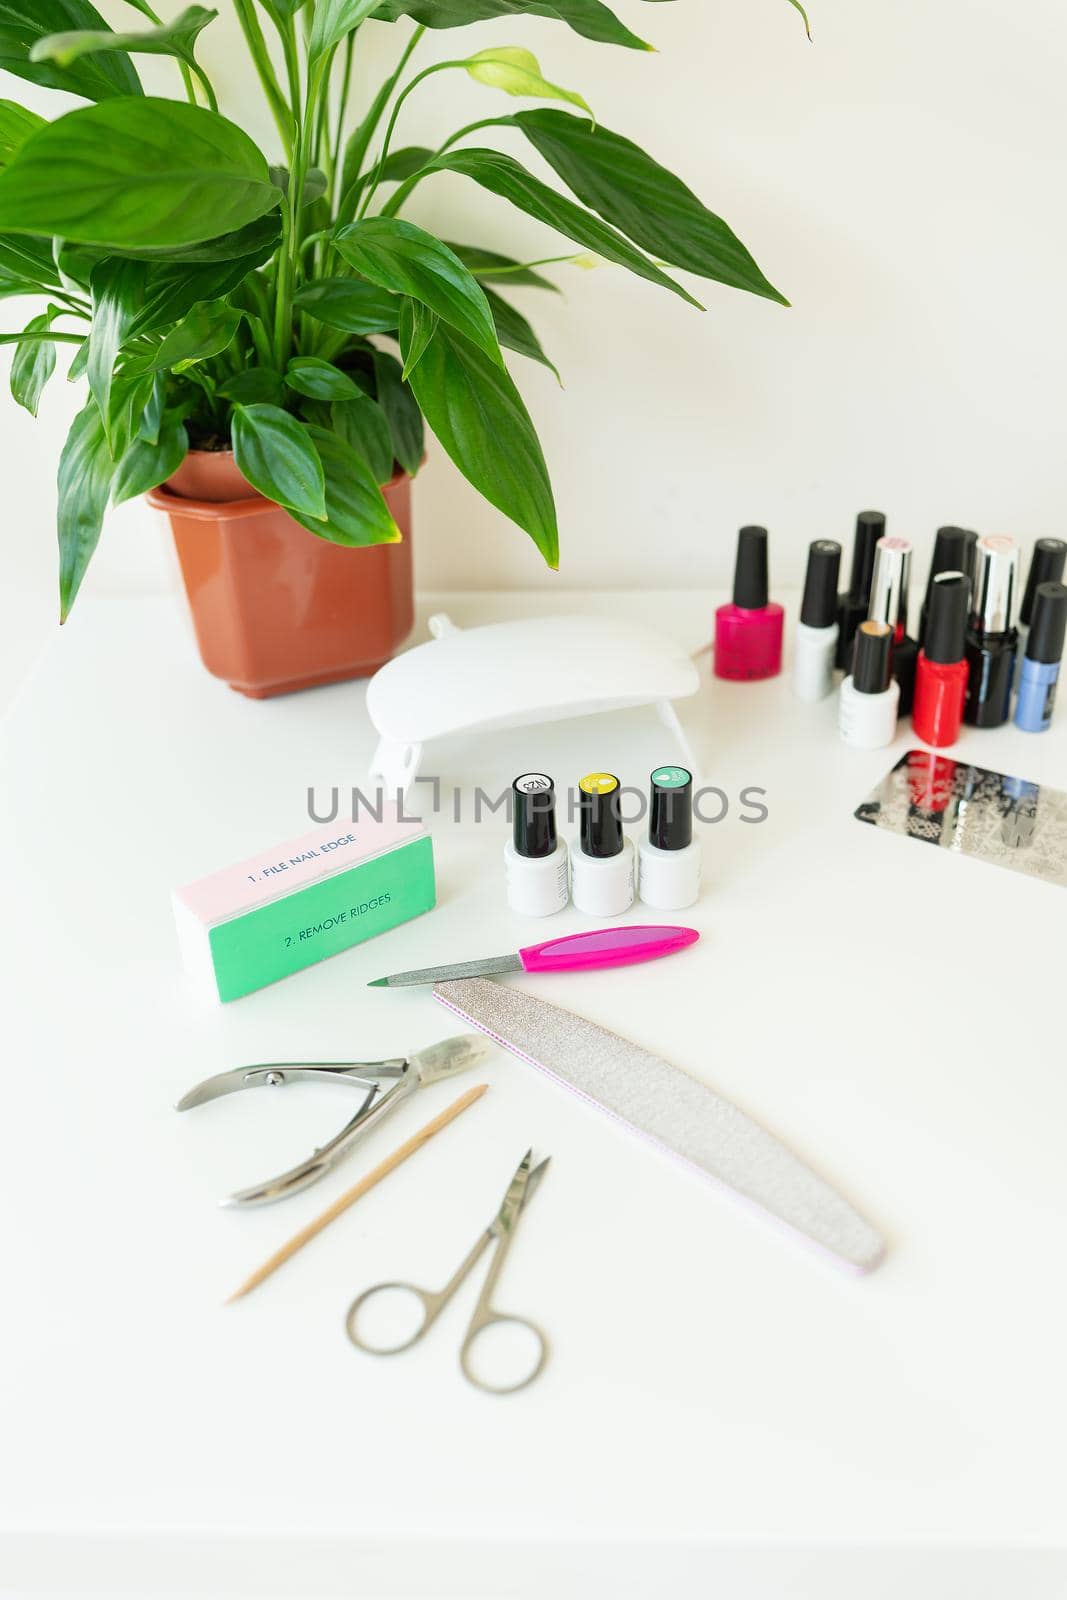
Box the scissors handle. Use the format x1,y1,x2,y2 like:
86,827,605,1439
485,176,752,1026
345,1279,445,1355
460,1308,548,1396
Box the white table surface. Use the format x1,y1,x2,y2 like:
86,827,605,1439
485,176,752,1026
2,589,1065,1600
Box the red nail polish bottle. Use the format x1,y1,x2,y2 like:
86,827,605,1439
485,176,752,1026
913,571,970,747
714,526,784,681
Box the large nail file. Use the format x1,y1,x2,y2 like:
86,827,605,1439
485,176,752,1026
433,978,885,1273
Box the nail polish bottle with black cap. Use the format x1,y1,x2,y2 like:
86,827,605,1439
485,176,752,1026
571,772,634,917
1016,538,1067,665
1015,581,1067,733
505,773,569,916
713,526,784,680
964,536,1019,728
839,620,899,749
913,572,969,747
637,766,701,910
792,539,842,701
835,510,885,668
919,527,978,645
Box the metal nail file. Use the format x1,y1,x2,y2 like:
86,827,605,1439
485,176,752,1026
369,925,699,988
433,978,886,1273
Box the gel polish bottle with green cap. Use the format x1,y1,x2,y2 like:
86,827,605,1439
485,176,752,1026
638,767,701,910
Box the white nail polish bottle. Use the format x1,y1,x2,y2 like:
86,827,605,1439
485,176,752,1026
504,773,569,917
638,766,701,910
571,772,634,917
839,621,900,749
793,539,842,702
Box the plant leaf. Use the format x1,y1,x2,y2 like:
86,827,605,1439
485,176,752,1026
87,256,146,443
398,298,437,379
57,397,115,621
30,6,217,70
308,0,380,64
268,164,328,209
372,349,423,477
131,251,272,338
0,0,144,102
134,297,243,373
111,414,188,505
371,0,651,51
333,217,503,367
426,147,701,308
331,394,395,485
443,241,559,292
0,100,44,166
289,425,401,546
482,285,559,380
466,46,592,120
218,367,284,405
285,355,365,401
0,98,281,250
512,109,787,304
0,232,62,287
786,0,812,40
293,276,398,334
231,403,326,519
111,212,282,265
9,309,57,416
400,319,557,567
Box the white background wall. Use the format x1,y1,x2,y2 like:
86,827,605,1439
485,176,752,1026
2,0,1066,697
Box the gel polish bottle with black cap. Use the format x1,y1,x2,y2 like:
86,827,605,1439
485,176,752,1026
1015,581,1067,733
793,539,842,701
504,773,569,917
1016,538,1067,665
964,535,1019,728
571,772,634,917
868,535,919,715
638,766,701,910
919,526,978,645
713,526,783,680
839,620,899,749
836,510,885,669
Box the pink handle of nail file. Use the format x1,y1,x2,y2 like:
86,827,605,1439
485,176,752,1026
517,925,699,975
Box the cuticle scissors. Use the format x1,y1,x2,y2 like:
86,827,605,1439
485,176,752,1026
345,1149,550,1395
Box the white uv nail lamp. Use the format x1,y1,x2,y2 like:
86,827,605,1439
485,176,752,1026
366,613,701,793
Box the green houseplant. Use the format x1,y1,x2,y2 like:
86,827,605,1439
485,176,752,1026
0,0,802,692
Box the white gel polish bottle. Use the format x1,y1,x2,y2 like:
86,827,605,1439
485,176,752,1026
638,766,701,910
571,772,634,917
839,620,900,749
504,773,569,917
793,539,842,702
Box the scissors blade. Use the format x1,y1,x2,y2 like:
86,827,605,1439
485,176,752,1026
493,1151,550,1236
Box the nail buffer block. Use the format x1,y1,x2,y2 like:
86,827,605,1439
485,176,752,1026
433,978,885,1272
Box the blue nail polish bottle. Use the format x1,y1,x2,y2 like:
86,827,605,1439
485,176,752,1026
1015,582,1067,733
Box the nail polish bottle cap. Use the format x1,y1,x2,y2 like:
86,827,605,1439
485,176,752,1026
1026,581,1067,665
868,536,912,632
972,536,1020,635
800,540,842,628
925,527,977,605
924,572,969,664
513,773,558,858
649,766,693,851
732,525,769,609
578,771,623,859
847,511,886,603
1020,539,1067,627
852,621,893,694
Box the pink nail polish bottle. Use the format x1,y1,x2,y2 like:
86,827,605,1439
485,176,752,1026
714,525,784,680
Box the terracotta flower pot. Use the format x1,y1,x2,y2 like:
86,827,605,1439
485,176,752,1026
148,449,414,698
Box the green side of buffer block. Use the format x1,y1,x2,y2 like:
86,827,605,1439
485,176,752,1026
208,836,435,1002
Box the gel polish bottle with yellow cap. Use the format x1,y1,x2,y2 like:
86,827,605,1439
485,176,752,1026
571,772,634,917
